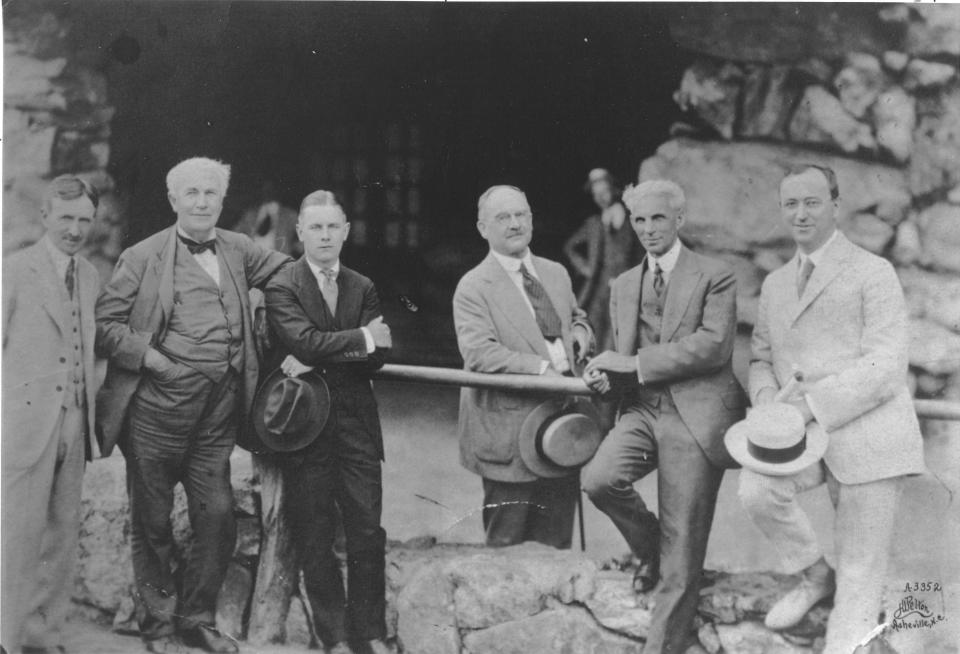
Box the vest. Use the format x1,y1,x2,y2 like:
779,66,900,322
160,241,244,381
637,265,669,400
60,265,85,409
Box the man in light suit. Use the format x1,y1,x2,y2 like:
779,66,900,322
453,185,592,549
2,176,101,654
96,157,290,653
581,180,746,654
264,190,392,654
737,164,925,654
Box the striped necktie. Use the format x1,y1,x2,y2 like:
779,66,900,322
65,257,76,299
519,263,562,339
797,258,815,298
320,268,338,314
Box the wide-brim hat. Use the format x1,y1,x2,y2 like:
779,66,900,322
724,403,829,476
519,398,603,478
250,368,331,453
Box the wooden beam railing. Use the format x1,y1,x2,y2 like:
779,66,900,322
372,364,960,422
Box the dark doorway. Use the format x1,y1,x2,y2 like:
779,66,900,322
78,1,688,363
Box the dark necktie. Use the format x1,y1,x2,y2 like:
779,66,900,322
319,268,338,314
65,257,75,299
797,258,815,298
519,263,562,340
653,263,665,298
179,234,216,255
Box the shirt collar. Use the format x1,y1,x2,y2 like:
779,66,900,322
799,229,838,267
306,258,340,279
648,238,682,274
43,233,73,279
490,248,534,274
176,225,217,244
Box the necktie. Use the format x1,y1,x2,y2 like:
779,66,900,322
797,258,815,298
319,268,338,314
653,263,665,298
519,263,562,339
179,234,216,255
65,257,75,299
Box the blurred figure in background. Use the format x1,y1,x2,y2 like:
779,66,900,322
563,168,642,351
235,180,302,258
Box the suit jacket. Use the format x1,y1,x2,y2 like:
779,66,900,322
95,226,290,456
453,252,588,482
2,241,100,467
610,245,746,467
750,232,924,484
264,257,385,459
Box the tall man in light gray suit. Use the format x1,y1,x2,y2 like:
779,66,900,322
96,157,290,653
737,164,925,654
453,185,592,549
581,180,746,654
2,176,101,654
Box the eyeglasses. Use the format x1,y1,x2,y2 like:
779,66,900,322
491,210,532,225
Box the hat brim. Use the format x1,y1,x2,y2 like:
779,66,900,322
518,398,602,479
724,419,829,476
248,368,331,454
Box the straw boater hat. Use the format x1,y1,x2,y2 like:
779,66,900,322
250,368,331,453
724,403,829,476
518,398,603,478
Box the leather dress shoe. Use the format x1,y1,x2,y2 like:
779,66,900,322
765,567,836,630
365,639,394,654
328,643,355,654
180,625,238,654
22,647,67,654
632,557,660,594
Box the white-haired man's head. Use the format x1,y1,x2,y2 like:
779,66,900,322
623,179,686,257
166,157,231,241
476,185,533,259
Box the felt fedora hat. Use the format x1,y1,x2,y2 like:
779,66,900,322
519,398,603,478
724,402,829,476
251,368,331,453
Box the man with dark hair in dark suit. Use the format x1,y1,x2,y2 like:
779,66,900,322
264,190,393,654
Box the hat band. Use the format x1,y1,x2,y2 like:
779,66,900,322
747,436,807,464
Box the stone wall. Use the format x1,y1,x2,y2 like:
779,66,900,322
654,4,960,404
3,2,124,283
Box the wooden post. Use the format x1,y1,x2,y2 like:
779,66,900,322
247,455,299,645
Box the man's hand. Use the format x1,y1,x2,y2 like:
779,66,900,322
142,347,174,375
281,354,315,378
542,365,563,377
571,324,593,364
583,368,611,394
366,315,392,349
585,351,637,376
787,396,815,424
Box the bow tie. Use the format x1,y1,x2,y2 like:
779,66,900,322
179,234,216,255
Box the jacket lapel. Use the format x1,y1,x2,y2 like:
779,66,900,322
616,264,643,355
152,227,178,339
482,254,550,358
294,257,332,328
32,242,69,335
661,247,702,343
334,267,360,325
789,233,850,325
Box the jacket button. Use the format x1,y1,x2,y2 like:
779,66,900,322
56,385,63,392
60,357,66,363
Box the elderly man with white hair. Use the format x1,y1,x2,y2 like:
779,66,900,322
96,157,290,653
581,179,746,654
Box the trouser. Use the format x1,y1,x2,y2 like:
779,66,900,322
738,463,902,654
126,365,240,639
481,475,580,550
582,392,725,654
1,405,86,652
283,399,387,647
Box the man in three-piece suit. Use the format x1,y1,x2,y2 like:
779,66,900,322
264,190,392,654
2,176,101,654
737,165,925,654
453,185,593,549
581,180,746,654
95,157,290,653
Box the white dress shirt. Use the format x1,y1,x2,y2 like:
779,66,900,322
43,234,76,286
177,226,220,287
305,259,375,353
490,249,571,374
798,228,839,273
